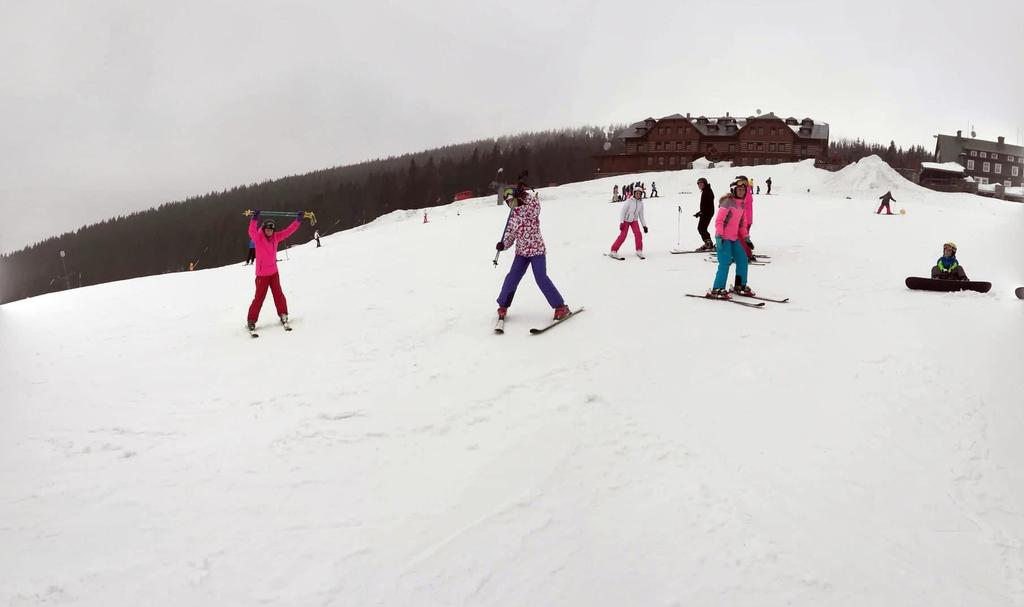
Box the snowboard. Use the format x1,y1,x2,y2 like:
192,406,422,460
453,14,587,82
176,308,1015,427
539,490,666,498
1016,287,1024,299
905,277,991,294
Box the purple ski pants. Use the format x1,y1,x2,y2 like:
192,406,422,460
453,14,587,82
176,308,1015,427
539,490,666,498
496,254,565,309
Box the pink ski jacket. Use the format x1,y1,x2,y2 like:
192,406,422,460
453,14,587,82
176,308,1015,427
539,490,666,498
715,196,749,242
741,185,754,228
248,218,301,277
501,193,546,257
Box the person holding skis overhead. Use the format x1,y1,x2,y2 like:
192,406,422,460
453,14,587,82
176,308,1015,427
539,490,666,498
609,188,648,259
693,177,715,251
495,182,571,321
246,211,304,331
931,242,969,280
707,179,753,299
877,191,896,214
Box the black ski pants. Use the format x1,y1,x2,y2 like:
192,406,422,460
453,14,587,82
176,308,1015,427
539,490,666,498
696,213,712,243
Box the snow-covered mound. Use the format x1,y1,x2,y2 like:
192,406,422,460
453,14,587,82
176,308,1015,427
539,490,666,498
823,154,927,194
2,161,1023,606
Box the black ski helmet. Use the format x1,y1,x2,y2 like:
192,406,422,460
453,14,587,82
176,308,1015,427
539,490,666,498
261,219,276,230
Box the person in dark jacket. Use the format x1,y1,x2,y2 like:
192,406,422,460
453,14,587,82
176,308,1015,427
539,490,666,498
877,191,896,214
245,238,256,265
931,242,968,280
766,177,772,195
650,181,659,197
693,177,715,251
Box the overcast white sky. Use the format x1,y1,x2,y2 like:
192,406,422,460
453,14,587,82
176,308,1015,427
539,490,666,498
1,0,1022,253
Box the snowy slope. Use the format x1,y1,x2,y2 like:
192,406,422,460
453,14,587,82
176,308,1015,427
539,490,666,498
2,156,1024,606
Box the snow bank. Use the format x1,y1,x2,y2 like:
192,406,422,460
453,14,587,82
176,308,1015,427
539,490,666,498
823,154,925,193
921,161,965,173
2,161,1023,606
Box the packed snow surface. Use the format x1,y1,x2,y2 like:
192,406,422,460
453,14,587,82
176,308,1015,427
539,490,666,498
2,156,1023,606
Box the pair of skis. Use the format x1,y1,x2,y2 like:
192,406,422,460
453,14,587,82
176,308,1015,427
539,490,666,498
495,307,585,335
247,318,292,338
685,292,789,308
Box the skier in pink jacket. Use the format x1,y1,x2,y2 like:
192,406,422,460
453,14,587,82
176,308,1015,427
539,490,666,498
246,211,303,330
735,175,757,268
707,180,754,299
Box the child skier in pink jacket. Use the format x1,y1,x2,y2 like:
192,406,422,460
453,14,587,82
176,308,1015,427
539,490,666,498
246,211,303,330
707,180,754,299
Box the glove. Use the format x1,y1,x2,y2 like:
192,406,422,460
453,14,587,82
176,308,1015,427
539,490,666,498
253,210,261,219
495,241,505,251
296,211,304,219
693,212,700,218
619,222,627,230
746,238,755,250
643,226,648,234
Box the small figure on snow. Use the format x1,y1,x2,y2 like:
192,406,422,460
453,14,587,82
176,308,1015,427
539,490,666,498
246,212,304,331
612,184,620,202
877,191,896,215
766,177,772,195
931,242,969,281
693,177,715,252
650,181,659,198
245,238,256,265
707,180,753,299
313,229,321,248
495,183,570,321
609,188,648,259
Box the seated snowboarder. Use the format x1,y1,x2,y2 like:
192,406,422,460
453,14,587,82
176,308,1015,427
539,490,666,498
931,242,968,281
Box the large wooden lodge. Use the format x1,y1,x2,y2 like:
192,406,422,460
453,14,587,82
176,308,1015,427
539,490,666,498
595,112,830,175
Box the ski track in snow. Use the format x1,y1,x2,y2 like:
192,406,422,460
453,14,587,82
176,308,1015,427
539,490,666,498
2,157,1024,606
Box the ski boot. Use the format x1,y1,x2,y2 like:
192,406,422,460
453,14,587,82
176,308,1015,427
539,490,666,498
608,250,625,260
733,284,756,297
247,321,256,331
553,305,571,320
706,288,731,300
279,314,289,325
636,250,646,259
698,241,715,252
497,307,508,320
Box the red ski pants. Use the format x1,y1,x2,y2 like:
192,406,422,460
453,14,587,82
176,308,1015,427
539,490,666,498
611,221,643,252
876,202,892,214
248,272,288,322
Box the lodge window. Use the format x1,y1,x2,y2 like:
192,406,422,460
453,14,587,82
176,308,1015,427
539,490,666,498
980,151,987,158
729,144,736,152
758,127,764,135
991,153,998,160
676,142,683,151
677,128,684,135
1012,166,1020,177
769,143,776,152
754,157,761,164
967,159,975,170
638,144,645,152
655,142,662,151
757,143,764,151
801,146,808,154
983,162,991,172
1008,156,1015,162
647,157,654,166
659,157,665,165
970,150,977,157
995,163,1002,174
1005,180,1012,187
669,157,676,165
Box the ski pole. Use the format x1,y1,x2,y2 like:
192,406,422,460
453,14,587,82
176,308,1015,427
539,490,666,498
677,206,682,246
493,208,513,267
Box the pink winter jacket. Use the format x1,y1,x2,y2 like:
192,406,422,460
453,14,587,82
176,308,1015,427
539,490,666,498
741,185,754,228
715,196,749,242
501,193,546,257
248,217,301,277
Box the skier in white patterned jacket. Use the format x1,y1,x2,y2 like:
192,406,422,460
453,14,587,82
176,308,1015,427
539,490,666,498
608,188,649,259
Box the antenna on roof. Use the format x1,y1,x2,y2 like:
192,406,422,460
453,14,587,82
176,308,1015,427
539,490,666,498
970,123,976,138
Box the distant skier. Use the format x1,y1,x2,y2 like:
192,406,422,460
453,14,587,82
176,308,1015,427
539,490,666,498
877,191,896,215
931,242,969,280
245,238,256,265
693,177,715,251
650,181,659,197
313,229,321,248
495,183,570,321
766,177,772,195
246,211,304,331
608,188,648,259
612,185,620,202
707,181,753,299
